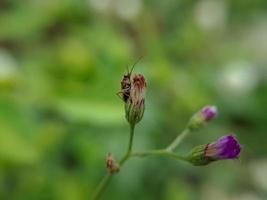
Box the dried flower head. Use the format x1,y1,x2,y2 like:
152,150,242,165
125,74,146,126
106,153,120,174
187,134,241,166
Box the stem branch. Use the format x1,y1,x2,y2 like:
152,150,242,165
92,125,135,200
166,128,190,152
131,149,187,161
92,126,191,199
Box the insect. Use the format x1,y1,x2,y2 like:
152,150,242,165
117,57,143,102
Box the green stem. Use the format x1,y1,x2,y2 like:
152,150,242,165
92,125,135,200
131,149,187,161
92,126,191,199
126,125,135,156
119,124,135,166
91,174,112,200
166,128,190,152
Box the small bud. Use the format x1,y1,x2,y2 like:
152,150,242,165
125,74,146,126
187,135,241,166
188,105,218,130
201,106,218,121
106,153,120,174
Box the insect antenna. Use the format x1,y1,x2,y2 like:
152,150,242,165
129,56,143,76
125,65,130,75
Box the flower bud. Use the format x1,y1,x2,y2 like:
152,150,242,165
106,153,120,174
187,135,241,166
125,74,146,126
201,106,218,121
187,105,218,130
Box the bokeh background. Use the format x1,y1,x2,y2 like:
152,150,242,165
0,0,267,199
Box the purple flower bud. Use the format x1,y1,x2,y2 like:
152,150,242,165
201,105,218,121
188,105,218,130
201,106,218,121
205,135,241,160
187,134,241,166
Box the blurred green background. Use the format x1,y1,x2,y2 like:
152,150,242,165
0,0,267,199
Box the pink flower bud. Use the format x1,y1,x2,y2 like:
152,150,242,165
201,106,218,121
188,105,218,130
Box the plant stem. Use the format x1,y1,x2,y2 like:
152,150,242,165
92,126,191,199
166,128,190,152
126,125,135,157
131,149,187,161
92,125,135,200
91,174,112,200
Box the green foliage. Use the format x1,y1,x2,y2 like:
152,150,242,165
0,0,266,199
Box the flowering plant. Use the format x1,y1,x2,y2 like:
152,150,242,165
92,66,241,199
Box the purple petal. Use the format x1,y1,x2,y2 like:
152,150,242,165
201,106,218,121
207,135,241,160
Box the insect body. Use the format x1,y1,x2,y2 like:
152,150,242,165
121,73,132,102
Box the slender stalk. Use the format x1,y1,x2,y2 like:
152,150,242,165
91,174,112,200
92,125,135,200
119,124,135,166
166,128,190,152
131,149,187,161
126,125,135,156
